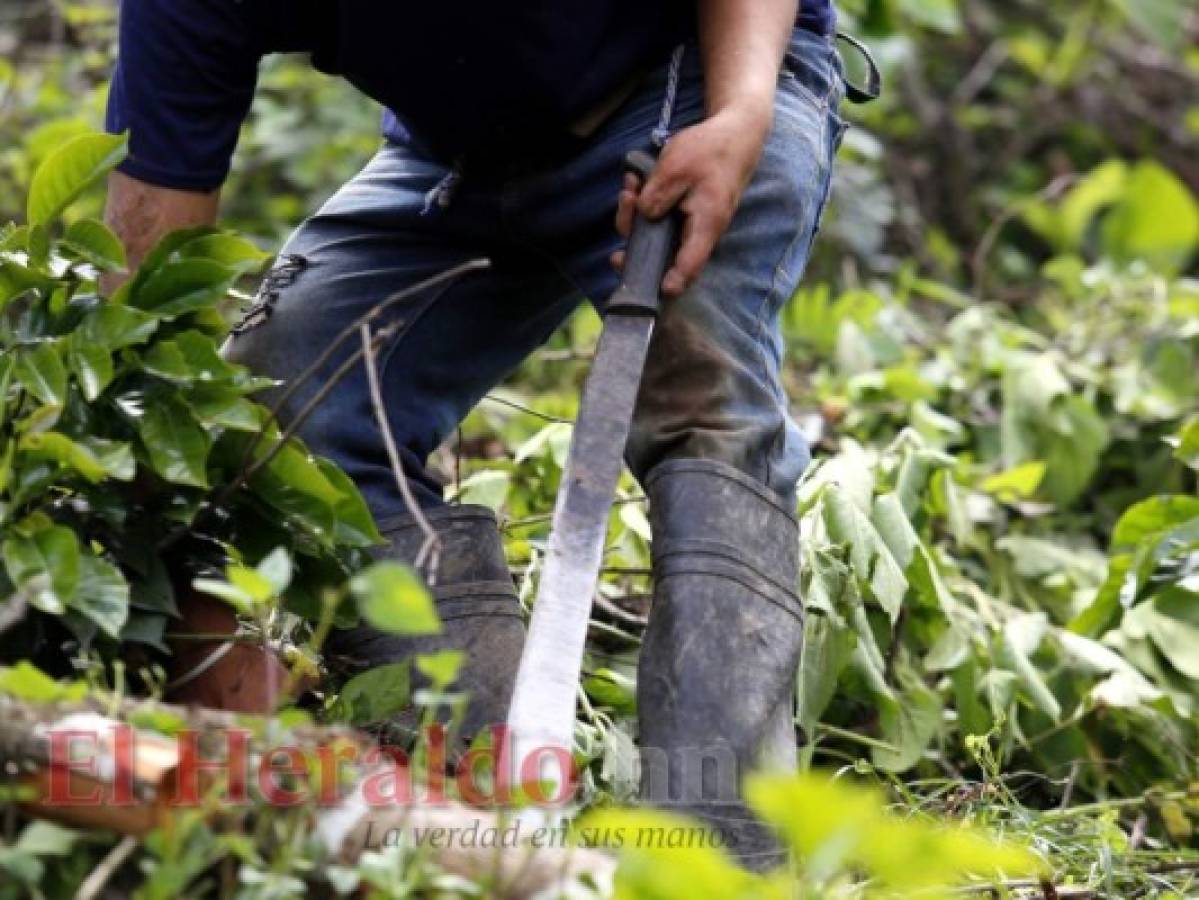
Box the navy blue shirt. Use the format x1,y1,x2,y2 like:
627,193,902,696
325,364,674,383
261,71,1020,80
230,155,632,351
106,1,836,192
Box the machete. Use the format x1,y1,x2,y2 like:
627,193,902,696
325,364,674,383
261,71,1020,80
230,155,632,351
505,150,678,796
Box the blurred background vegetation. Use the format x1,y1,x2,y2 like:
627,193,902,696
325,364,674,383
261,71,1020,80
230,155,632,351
2,0,1199,896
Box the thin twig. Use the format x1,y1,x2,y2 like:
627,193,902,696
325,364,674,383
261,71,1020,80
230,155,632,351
360,323,440,576
158,259,489,552
76,835,138,900
482,395,571,424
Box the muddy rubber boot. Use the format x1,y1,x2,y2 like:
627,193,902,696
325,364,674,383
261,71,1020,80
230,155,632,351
324,505,525,749
638,459,803,871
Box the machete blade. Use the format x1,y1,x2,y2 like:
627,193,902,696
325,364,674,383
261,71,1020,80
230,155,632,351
505,312,655,784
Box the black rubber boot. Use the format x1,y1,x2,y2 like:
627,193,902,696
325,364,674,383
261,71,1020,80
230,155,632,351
638,459,803,871
324,505,525,749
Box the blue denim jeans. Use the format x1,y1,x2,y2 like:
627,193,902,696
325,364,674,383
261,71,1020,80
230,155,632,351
225,28,847,522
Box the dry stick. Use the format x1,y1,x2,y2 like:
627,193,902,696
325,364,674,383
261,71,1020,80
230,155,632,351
482,394,571,424
971,173,1077,298
359,323,440,575
157,258,490,553
76,835,138,900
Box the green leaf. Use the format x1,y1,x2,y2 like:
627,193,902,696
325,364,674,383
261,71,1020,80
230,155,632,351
245,438,345,543
414,650,463,690
583,667,637,714
980,462,1045,502
1172,418,1199,471
175,232,269,274
16,821,80,857
27,131,128,226
1111,495,1199,549
61,218,127,271
14,342,67,407
0,661,87,703
1102,161,1199,273
131,259,237,319
999,616,1062,721
71,552,130,639
874,675,943,771
2,525,81,614
186,385,263,431
796,611,857,737
256,547,293,597
331,662,412,726
316,458,385,548
824,486,908,621
67,337,114,400
18,431,107,481
136,398,212,487
79,304,158,349
351,561,439,636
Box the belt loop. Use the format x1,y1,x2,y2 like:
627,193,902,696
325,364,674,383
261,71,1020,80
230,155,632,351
650,44,686,148
835,31,883,104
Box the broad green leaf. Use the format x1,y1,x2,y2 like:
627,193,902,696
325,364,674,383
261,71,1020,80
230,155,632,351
746,773,1040,888
874,675,942,771
27,131,128,225
0,661,88,703
1102,161,1199,273
248,440,343,542
583,668,637,714
351,561,439,636
414,649,463,690
71,552,130,639
66,337,114,401
796,611,857,737
186,385,262,431
18,431,107,481
192,576,257,615
131,259,237,319
330,662,412,726
316,458,385,548
1172,417,1199,471
85,437,136,481
228,564,277,605
453,468,511,510
136,398,211,487
824,486,907,621
78,304,157,349
256,547,292,597
580,807,753,899
980,462,1045,502
61,217,126,271
14,342,67,407
0,354,14,431
999,619,1062,721
1111,495,1199,549
175,232,269,274
16,821,79,857
2,525,81,614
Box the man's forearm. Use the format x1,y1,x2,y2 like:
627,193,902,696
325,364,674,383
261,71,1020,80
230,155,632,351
101,171,220,293
698,0,797,125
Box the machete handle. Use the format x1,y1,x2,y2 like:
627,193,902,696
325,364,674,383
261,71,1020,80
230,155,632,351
608,150,680,316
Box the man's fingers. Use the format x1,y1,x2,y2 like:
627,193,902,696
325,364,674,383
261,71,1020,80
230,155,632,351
614,172,640,238
610,249,625,272
663,209,723,297
637,161,691,220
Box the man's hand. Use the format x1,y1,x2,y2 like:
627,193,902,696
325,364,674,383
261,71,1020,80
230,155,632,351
101,171,220,294
613,0,797,298
613,103,771,297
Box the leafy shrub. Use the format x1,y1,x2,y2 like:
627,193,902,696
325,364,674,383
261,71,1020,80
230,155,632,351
0,131,380,670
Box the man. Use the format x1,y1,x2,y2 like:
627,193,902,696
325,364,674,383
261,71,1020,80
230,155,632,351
105,0,855,869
